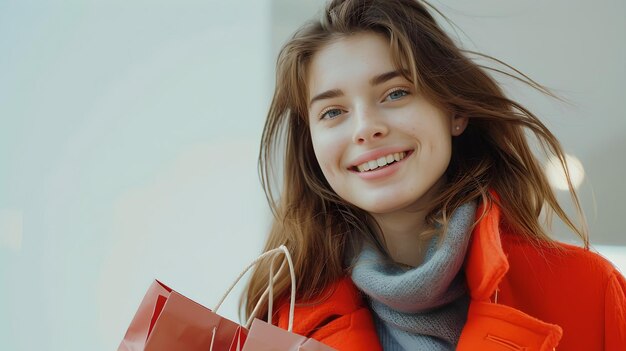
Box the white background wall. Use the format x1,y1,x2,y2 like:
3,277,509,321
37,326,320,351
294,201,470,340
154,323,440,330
0,1,272,350
0,1,624,350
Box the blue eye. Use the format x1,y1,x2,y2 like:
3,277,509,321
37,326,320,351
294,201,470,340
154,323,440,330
321,108,343,120
386,89,409,101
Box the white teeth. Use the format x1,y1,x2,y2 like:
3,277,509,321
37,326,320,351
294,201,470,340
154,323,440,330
355,152,407,172
376,157,387,167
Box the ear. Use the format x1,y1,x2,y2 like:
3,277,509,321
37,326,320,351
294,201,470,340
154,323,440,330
451,115,469,136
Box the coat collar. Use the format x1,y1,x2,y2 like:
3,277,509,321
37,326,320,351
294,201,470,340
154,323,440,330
460,194,564,350
464,195,510,301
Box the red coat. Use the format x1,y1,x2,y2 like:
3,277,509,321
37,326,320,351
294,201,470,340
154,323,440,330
276,200,626,350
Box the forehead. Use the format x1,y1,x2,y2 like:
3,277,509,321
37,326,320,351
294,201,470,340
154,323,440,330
306,32,396,95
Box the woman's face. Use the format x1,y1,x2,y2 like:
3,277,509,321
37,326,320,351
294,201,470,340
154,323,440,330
307,32,466,215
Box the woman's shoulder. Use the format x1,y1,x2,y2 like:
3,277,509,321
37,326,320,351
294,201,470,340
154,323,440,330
500,233,625,321
501,233,621,281
486,234,626,348
275,276,382,351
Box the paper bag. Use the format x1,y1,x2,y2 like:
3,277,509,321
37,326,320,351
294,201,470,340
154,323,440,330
229,326,248,351
118,280,242,351
241,318,337,351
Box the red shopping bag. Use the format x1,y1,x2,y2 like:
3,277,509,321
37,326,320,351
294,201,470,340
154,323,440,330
118,280,246,351
118,245,329,351
228,326,247,351
241,318,337,351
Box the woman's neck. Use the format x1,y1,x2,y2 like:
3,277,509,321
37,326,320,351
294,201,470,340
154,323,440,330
371,175,446,267
373,209,431,267
371,179,445,267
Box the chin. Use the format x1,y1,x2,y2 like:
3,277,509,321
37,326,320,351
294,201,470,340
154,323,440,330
353,197,415,215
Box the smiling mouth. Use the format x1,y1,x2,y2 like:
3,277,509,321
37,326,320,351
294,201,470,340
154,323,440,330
350,151,411,172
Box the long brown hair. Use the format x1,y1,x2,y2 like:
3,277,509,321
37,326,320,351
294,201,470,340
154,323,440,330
242,0,588,321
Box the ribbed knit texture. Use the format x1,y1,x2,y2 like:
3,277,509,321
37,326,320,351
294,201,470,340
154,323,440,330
351,202,476,350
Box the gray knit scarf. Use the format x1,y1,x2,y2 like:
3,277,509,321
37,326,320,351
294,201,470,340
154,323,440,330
351,202,476,350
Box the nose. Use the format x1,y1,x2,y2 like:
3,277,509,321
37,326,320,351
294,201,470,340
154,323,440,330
352,105,389,144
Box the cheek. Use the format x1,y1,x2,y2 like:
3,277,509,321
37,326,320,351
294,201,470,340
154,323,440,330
402,117,453,165
310,130,338,178
311,129,345,182
429,130,453,170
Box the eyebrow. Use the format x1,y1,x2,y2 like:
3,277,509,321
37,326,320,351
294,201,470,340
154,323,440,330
369,70,406,86
308,70,408,108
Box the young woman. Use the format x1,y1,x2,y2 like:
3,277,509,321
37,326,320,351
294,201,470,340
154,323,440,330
243,0,626,350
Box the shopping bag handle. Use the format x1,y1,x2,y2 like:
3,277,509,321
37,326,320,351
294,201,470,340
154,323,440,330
249,251,285,327
245,248,294,329
213,245,296,331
